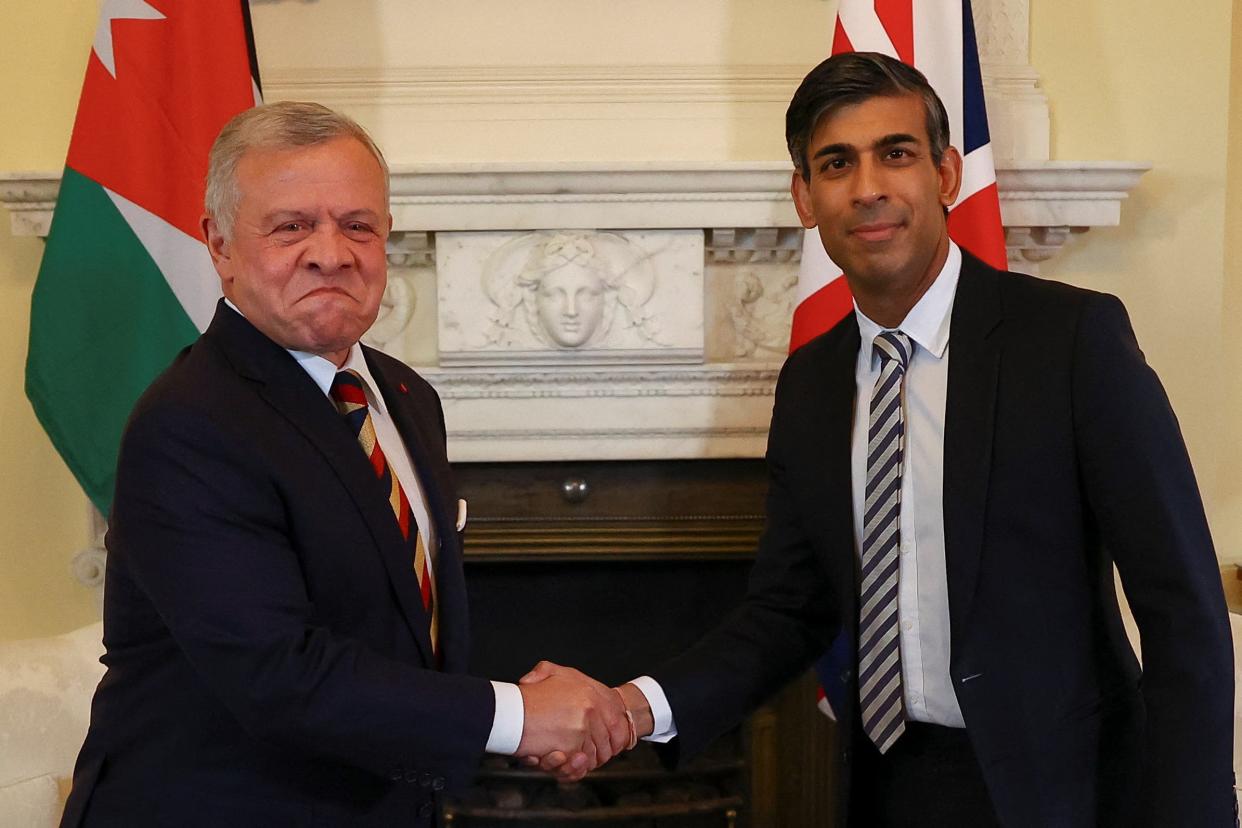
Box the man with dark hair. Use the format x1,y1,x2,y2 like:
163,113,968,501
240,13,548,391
532,52,1236,826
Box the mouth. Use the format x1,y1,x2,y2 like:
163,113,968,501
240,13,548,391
849,222,903,243
301,287,353,301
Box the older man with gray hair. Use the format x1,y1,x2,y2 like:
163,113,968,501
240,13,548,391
60,101,627,828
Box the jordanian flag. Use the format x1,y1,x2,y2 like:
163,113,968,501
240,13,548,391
27,0,260,515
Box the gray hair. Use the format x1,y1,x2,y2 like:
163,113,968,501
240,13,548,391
204,101,389,238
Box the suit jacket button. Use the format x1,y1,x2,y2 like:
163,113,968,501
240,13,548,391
417,802,435,819
840,669,853,683
419,771,433,788
432,776,445,791
390,767,404,782
405,769,419,783
841,749,851,766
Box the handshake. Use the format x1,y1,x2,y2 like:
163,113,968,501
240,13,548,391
514,661,654,782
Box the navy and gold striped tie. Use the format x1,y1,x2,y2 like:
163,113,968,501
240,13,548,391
858,330,912,754
330,370,438,651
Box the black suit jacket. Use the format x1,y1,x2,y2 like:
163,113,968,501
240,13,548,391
652,254,1235,826
61,302,494,827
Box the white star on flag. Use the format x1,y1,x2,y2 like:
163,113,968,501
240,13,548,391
92,0,165,79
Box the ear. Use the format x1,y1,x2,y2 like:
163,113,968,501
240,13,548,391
790,170,817,230
202,215,230,266
937,146,964,208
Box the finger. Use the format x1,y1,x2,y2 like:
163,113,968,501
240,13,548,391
519,755,541,767
578,730,598,772
586,708,613,766
537,750,569,772
555,751,592,783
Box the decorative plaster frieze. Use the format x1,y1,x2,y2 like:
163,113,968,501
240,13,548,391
437,229,705,367
263,64,807,107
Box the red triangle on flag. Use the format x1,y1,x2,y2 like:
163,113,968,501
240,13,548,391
66,0,255,241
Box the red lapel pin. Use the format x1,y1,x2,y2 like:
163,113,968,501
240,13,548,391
398,382,409,394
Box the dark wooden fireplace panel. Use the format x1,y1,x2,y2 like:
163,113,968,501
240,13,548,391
450,460,838,827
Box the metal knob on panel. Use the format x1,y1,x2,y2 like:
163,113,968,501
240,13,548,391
561,477,590,503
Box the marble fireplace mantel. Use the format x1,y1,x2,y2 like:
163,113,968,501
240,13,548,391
0,160,1150,595
3,161,1147,245
1,160,1148,468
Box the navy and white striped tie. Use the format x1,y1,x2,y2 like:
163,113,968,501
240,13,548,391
858,330,912,754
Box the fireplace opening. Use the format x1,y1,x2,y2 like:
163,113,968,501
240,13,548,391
445,460,839,827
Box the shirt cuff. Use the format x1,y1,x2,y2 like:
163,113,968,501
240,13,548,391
485,680,524,755
628,675,677,743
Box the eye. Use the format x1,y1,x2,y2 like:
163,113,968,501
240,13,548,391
343,221,377,239
277,221,307,233
817,156,852,177
886,147,914,161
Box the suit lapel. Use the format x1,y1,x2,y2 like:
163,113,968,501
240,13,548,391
204,305,438,666
821,322,863,628
365,350,470,673
942,254,1004,656
789,320,861,642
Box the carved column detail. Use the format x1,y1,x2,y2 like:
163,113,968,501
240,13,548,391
705,228,801,362
973,0,1050,163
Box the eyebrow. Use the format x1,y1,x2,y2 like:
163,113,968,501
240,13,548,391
811,132,923,161
261,208,382,224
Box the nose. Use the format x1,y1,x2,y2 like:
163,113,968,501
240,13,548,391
851,156,887,209
304,225,353,274
563,290,579,317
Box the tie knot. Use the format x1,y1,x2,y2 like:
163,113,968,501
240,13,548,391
330,370,369,414
874,330,912,371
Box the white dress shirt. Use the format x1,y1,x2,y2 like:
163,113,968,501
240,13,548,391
851,243,964,727
635,243,966,740
224,300,525,755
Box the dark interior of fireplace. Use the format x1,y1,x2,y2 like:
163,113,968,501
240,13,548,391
445,459,839,827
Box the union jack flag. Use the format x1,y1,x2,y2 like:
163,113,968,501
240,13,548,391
790,0,1007,353
800,0,1007,720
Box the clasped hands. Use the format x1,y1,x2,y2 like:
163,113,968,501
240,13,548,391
515,661,653,782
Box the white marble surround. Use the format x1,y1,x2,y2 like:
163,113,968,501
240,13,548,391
0,160,1147,469
0,0,1150,584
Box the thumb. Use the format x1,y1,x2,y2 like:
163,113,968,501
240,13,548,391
518,660,560,685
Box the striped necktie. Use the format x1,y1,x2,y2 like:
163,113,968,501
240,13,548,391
858,330,912,754
330,370,438,651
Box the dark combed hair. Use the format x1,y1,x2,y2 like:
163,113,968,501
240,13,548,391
785,51,950,180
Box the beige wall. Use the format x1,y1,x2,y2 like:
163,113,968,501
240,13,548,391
0,0,99,640
1030,0,1238,556
0,0,1239,640
1222,0,1242,561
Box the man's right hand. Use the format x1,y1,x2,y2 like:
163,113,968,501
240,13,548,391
515,661,629,781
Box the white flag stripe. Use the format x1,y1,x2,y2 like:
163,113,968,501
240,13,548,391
796,230,842,303
955,144,998,207
837,5,900,60
914,1,964,166
106,187,221,333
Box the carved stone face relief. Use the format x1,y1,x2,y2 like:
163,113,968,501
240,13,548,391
531,257,607,347
438,229,704,366
483,231,661,350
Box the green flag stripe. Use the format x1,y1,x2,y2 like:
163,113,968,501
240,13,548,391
27,166,199,516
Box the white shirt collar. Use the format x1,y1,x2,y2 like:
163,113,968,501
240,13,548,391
224,298,384,414
854,241,961,362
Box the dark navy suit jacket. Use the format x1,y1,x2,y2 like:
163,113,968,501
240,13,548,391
652,254,1235,826
61,302,493,827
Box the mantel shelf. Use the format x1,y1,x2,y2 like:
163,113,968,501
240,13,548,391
0,161,1148,264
